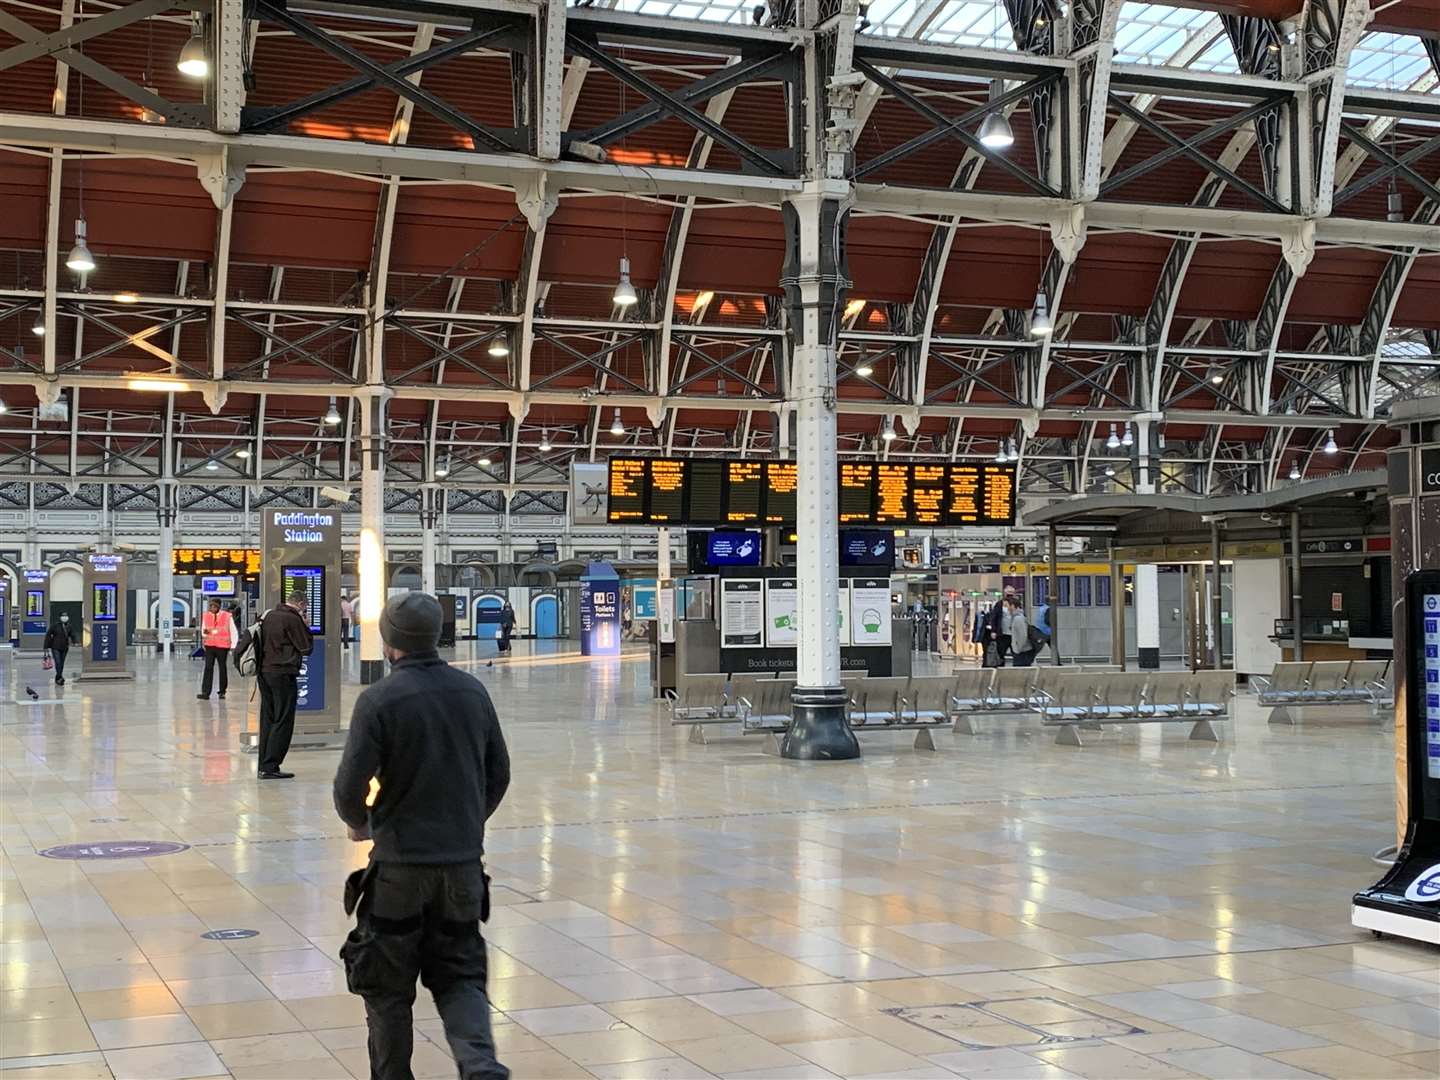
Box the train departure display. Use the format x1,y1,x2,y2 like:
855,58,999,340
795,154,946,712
839,463,874,523
911,464,947,525
604,457,1016,527
607,459,646,523
648,459,685,523
765,462,797,524
689,460,725,524
726,461,763,525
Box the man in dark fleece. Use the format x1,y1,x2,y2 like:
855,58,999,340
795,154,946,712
334,591,511,1080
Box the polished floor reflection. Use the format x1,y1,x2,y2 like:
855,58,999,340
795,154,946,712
2,642,1436,1080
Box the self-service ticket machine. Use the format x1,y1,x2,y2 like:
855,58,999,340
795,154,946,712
1353,569,1440,944
18,568,49,656
80,553,132,681
245,509,343,750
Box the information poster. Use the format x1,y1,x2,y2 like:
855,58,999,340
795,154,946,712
721,578,764,647
850,577,892,647
658,585,676,645
838,581,850,646
765,578,799,647
296,648,326,712
1425,591,1439,780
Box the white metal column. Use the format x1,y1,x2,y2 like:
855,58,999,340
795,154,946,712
421,488,437,596
157,504,175,660
1135,418,1161,668
358,392,387,683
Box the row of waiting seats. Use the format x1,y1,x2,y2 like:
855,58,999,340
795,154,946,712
665,665,1233,749
1252,659,1391,723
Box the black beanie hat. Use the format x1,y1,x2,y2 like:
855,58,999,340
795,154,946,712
379,592,443,653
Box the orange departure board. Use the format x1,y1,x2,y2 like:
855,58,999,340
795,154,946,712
764,461,797,524
607,458,646,522
173,548,262,580
911,464,946,525
946,465,982,524
979,463,1015,526
601,457,1015,527
726,461,763,524
648,459,685,523
875,464,911,524
839,463,874,523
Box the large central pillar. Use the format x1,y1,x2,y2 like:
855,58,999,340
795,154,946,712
780,182,858,761
359,391,387,684
420,488,438,596
1134,418,1161,669
157,491,175,659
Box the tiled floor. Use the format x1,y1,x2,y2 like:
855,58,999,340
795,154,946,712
2,642,1436,1079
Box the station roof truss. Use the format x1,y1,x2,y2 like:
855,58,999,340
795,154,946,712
0,0,1436,520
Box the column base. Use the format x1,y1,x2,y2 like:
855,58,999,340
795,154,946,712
361,659,385,685
782,686,860,761
1138,647,1160,670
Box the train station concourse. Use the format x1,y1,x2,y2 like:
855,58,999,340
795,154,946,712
2,0,1440,1078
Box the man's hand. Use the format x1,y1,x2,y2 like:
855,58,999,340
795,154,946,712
347,824,371,842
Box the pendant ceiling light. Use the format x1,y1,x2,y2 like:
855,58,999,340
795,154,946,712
488,337,509,358
66,219,96,273
613,257,638,307
1030,289,1053,336
1289,461,1301,481
539,429,552,452
1324,429,1339,454
0,395,8,415
1106,424,1120,450
177,25,209,78
478,455,491,467
1121,423,1134,447
204,458,219,471
978,79,1015,150
236,447,251,459
435,456,450,478
855,361,874,378
1386,180,1404,223
323,397,342,426
31,311,44,336
881,419,897,442
610,409,625,436
994,440,1008,464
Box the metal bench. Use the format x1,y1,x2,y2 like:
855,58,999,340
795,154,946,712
1045,670,1233,746
1256,660,1391,723
665,673,734,743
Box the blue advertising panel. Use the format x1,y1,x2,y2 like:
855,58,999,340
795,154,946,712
631,579,657,619
706,530,762,566
580,562,621,656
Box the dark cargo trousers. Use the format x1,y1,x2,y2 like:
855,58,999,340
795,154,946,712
341,861,508,1080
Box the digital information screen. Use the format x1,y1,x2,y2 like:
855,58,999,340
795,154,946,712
26,590,44,617
607,458,646,523
282,566,325,634
201,576,237,596
173,548,262,579
911,464,947,526
648,459,685,524
841,529,894,566
688,460,725,524
707,530,762,566
839,463,874,523
1425,590,1440,781
765,461,797,524
604,458,1016,527
874,464,911,525
92,583,118,622
726,462,763,525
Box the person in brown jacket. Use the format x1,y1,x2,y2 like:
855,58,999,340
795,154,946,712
257,589,314,779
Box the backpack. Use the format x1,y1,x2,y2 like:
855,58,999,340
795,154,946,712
233,612,266,676
1028,623,1048,650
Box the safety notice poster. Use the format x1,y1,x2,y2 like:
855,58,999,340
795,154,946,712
765,578,798,647
721,578,764,647
849,577,892,647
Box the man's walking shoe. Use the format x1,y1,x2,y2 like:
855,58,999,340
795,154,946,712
217,693,226,699
258,770,295,780
197,693,209,700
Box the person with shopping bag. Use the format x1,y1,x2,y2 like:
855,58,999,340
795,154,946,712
44,614,77,686
197,598,237,700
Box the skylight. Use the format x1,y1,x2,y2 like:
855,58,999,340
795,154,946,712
1346,32,1435,90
